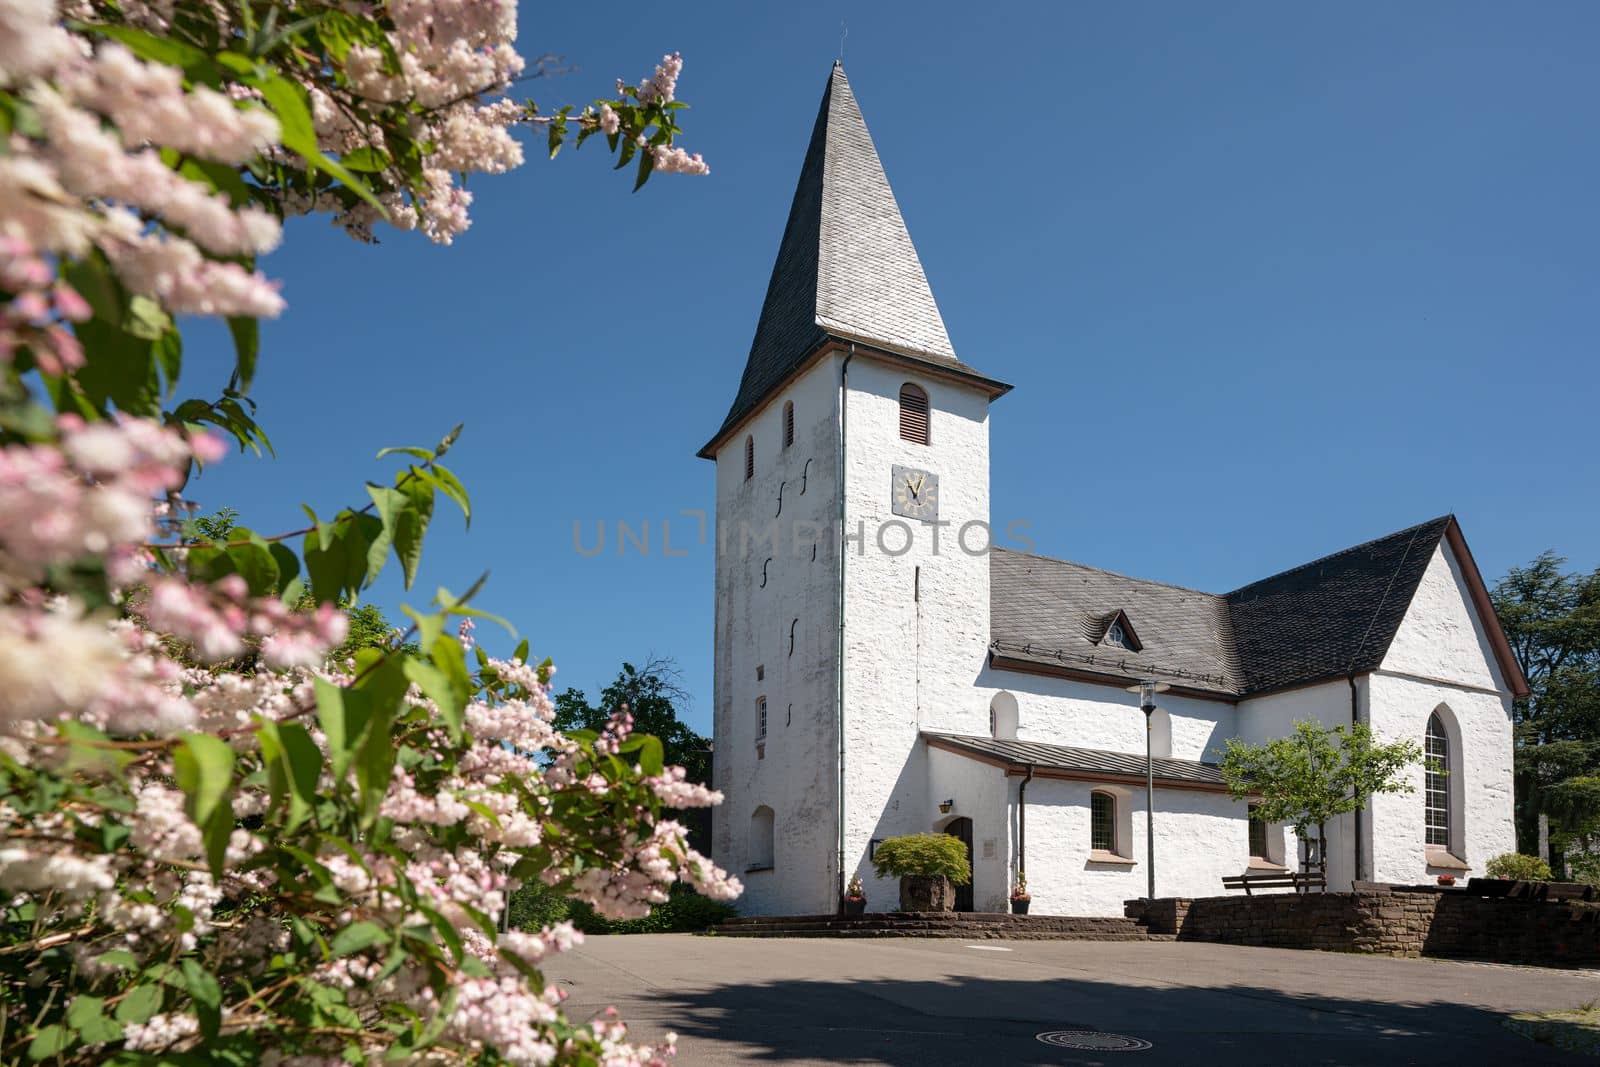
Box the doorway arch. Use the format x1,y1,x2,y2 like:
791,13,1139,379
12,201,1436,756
942,817,975,912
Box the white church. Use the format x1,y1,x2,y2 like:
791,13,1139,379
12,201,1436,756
699,63,1529,917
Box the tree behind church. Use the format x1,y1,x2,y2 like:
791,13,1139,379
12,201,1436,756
554,658,712,785
1492,552,1600,867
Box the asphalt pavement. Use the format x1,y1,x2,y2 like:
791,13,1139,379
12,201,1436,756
542,934,1600,1065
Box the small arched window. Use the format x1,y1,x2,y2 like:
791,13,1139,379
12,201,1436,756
1425,711,1450,846
749,806,775,871
1090,791,1116,853
782,401,795,448
898,383,930,445
989,691,1018,741
743,435,754,481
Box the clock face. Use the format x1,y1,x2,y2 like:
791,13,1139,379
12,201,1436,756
891,465,939,522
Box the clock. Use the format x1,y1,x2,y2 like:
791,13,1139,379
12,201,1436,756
891,465,939,522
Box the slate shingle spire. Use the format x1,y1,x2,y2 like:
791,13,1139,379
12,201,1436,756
700,63,1007,457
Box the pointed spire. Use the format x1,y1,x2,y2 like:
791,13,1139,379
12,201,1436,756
701,64,1006,456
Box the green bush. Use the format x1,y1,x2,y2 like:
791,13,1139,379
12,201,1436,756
871,833,971,884
1566,852,1600,887
511,882,735,934
1485,852,1554,881
508,882,573,931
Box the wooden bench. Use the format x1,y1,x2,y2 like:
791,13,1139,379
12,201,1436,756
1464,878,1595,902
1221,870,1327,896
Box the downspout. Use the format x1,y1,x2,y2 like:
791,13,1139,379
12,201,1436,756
1017,765,1035,881
835,344,855,912
1349,673,1363,883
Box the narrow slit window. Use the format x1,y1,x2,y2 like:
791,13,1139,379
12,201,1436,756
1090,791,1115,853
756,696,767,739
782,401,795,448
744,435,754,481
899,383,930,445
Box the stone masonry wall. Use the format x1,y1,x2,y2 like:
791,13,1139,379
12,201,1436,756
1127,886,1600,965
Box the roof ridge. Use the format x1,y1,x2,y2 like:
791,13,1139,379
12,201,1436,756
990,546,1225,599
1223,515,1453,599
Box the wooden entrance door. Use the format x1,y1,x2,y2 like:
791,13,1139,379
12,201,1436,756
944,818,974,912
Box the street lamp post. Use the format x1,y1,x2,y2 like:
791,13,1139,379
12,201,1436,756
1126,680,1170,900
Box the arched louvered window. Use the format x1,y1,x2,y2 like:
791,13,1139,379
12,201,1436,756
1425,711,1450,846
743,435,754,481
898,383,930,445
782,401,795,448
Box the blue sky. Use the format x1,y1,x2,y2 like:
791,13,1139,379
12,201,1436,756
190,1,1599,736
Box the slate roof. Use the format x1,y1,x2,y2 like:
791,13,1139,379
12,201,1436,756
700,63,1007,458
990,516,1462,699
923,732,1226,788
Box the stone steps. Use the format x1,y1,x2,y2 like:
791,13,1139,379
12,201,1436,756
714,912,1163,940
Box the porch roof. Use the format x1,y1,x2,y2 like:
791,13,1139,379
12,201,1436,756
922,731,1228,792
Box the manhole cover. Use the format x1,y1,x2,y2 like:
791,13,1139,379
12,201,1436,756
1036,1030,1152,1051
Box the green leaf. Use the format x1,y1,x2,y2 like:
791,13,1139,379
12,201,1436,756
340,146,389,172
403,658,462,742
254,73,383,211
279,722,323,831
393,470,434,589
175,734,234,831
88,24,212,73
26,1024,69,1061
67,994,122,1045
330,920,388,958
225,528,280,597
375,446,433,461
113,983,163,1025
175,734,236,874
226,316,259,392
365,484,405,586
316,679,364,779
181,958,222,1038
636,734,665,777
421,463,471,527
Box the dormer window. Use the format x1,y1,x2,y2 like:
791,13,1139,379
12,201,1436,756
898,383,930,445
1099,610,1142,652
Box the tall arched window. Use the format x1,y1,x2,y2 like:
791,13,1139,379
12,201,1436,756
1425,711,1451,846
743,435,754,481
898,383,930,445
749,806,775,871
989,691,1018,740
782,401,795,448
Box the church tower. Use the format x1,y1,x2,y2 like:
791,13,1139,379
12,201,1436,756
699,63,1010,915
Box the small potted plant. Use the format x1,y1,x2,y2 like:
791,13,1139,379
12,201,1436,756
844,874,867,916
1010,873,1031,915
1436,874,1456,887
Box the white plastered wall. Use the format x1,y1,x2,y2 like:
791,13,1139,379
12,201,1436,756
710,354,843,916
1367,541,1516,882
838,358,997,907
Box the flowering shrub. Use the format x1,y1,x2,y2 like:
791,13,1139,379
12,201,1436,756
844,874,865,901
0,2,730,1063
1009,873,1029,900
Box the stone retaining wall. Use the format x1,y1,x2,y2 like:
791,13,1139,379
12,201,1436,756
1126,885,1600,965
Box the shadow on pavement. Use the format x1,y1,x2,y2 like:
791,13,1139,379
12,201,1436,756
643,972,1584,1065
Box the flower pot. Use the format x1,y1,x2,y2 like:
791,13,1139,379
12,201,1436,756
899,874,953,913
1010,897,1031,915
844,897,866,916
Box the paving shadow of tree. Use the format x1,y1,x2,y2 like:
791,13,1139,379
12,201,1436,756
643,972,1586,1065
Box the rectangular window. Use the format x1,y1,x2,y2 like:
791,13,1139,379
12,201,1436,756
1248,804,1268,859
1090,792,1115,853
756,696,767,739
